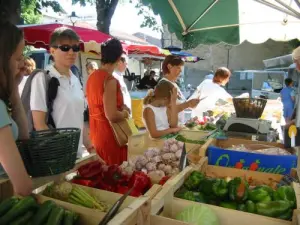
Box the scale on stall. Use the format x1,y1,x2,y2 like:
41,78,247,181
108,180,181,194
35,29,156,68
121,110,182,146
223,98,272,140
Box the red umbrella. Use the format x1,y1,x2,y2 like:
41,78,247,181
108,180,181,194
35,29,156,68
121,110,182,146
18,23,111,49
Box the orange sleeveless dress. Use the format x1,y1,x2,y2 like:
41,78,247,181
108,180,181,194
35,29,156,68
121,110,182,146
86,69,128,165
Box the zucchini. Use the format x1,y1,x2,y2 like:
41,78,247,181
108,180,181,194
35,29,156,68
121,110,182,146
10,211,35,225
46,206,64,225
32,200,56,225
0,196,37,224
63,210,78,225
0,197,19,216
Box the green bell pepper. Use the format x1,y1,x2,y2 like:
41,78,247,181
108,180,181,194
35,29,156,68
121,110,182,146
181,191,196,201
249,185,273,203
277,208,293,220
256,200,291,218
246,200,257,213
237,203,247,212
219,201,237,210
193,192,206,203
199,178,216,195
175,187,188,199
273,186,296,208
184,171,205,190
212,178,228,198
228,177,249,202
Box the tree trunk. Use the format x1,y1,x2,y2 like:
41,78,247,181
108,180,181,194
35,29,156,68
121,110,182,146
96,0,119,34
0,0,21,24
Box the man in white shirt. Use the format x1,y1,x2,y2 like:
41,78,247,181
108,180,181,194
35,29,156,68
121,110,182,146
113,54,132,112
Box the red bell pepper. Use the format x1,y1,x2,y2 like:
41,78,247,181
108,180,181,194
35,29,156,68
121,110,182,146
72,179,94,187
97,179,117,192
129,171,151,194
102,165,129,186
116,185,130,195
78,161,103,178
159,176,170,185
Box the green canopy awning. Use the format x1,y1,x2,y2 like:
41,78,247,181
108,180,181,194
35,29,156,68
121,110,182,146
142,0,300,49
142,0,239,48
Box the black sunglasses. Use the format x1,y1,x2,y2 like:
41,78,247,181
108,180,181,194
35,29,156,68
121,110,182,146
52,44,80,52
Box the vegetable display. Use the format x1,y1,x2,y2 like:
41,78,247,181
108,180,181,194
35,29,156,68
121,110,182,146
0,196,79,225
184,116,217,131
43,182,109,212
175,171,296,220
71,161,153,197
131,138,183,178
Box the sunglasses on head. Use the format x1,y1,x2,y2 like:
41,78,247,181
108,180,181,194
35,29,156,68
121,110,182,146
52,44,80,52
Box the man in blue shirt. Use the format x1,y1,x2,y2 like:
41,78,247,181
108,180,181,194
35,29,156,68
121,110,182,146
280,78,295,123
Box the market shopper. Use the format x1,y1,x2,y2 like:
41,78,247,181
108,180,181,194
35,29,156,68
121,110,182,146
160,55,200,124
113,54,132,112
86,61,99,76
0,21,32,196
143,80,182,138
18,56,36,96
189,67,233,118
280,78,295,124
86,38,129,165
29,27,94,158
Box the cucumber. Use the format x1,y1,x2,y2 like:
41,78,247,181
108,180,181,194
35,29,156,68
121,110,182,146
0,197,19,216
46,206,64,225
0,196,37,224
10,211,35,225
63,210,78,225
32,200,56,225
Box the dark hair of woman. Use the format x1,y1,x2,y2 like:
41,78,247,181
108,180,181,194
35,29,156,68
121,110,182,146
162,55,184,74
101,38,123,64
0,20,23,102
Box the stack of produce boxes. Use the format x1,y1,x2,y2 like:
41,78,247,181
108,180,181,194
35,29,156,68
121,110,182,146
147,157,300,225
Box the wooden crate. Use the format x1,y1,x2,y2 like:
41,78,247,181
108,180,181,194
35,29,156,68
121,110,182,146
0,153,99,201
149,157,300,225
35,194,106,225
128,131,208,164
199,137,291,157
107,193,300,225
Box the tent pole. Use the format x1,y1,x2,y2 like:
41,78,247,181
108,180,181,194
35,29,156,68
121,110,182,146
168,0,187,31
185,0,219,34
252,0,300,19
274,0,300,16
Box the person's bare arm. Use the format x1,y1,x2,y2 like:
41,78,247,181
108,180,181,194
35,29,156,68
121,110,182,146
177,98,201,112
143,108,180,138
10,87,29,139
32,111,49,131
0,126,32,196
103,79,128,123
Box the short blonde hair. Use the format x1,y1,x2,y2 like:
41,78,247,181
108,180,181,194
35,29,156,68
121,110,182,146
24,57,36,74
292,46,300,61
86,61,98,70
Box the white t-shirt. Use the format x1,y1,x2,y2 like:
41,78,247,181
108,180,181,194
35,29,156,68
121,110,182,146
30,65,85,157
189,79,232,118
159,77,185,124
143,104,170,131
113,71,132,111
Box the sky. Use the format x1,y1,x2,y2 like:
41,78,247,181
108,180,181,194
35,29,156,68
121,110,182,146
56,0,162,38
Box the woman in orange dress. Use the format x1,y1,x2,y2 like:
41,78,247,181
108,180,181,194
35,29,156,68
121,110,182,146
86,39,130,165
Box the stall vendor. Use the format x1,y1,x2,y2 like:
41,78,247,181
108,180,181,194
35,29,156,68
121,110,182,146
189,67,233,118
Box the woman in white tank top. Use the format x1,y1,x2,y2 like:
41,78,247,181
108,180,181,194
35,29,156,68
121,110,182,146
143,81,182,139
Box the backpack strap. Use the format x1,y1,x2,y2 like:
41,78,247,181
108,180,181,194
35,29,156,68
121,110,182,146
21,69,60,131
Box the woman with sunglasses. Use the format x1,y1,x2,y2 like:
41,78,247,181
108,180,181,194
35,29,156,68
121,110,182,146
30,27,94,158
0,21,32,196
86,38,130,165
